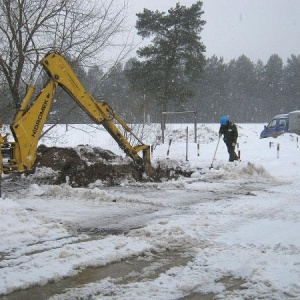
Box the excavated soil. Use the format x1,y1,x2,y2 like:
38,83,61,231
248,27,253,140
24,145,193,187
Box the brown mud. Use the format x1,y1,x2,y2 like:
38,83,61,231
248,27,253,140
24,145,193,187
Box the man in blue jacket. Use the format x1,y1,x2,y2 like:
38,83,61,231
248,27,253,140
219,115,239,162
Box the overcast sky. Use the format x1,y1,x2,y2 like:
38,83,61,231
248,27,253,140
124,0,300,63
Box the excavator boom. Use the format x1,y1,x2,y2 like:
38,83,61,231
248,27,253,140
0,51,151,175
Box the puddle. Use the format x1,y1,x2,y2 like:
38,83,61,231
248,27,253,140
180,276,247,300
0,249,192,300
180,292,215,300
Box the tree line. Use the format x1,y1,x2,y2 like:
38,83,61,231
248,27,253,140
39,52,299,124
189,53,300,123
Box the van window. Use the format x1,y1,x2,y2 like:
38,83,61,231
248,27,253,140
278,119,287,128
268,119,276,129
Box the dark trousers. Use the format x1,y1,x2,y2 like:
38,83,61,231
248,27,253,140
226,144,239,162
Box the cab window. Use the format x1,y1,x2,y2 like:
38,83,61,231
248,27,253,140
268,119,276,129
278,119,287,128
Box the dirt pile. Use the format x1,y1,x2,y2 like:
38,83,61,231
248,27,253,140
24,145,144,186
24,145,193,187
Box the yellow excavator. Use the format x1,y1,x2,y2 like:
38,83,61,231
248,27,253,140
0,51,151,176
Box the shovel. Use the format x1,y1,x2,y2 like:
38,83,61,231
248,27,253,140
209,137,220,169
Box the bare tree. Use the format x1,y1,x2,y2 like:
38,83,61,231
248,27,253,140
0,0,130,115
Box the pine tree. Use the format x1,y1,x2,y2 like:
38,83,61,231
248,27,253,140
283,54,300,111
126,1,206,115
198,55,228,121
264,54,284,115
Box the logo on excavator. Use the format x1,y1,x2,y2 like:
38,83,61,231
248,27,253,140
31,98,49,137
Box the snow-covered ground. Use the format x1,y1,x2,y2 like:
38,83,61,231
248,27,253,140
1,123,300,299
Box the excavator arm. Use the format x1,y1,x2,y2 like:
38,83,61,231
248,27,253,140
1,51,150,174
